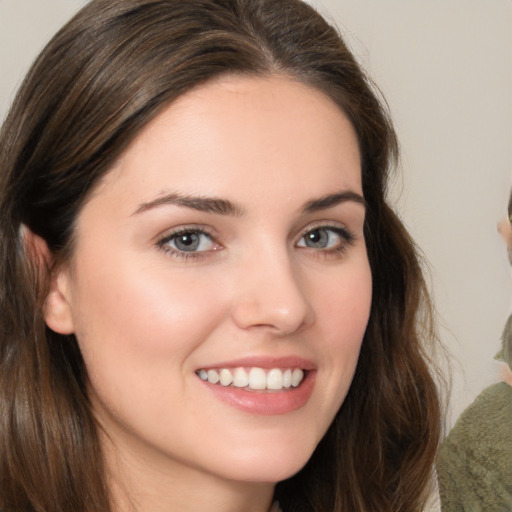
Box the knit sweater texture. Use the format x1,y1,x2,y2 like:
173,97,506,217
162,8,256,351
437,382,512,511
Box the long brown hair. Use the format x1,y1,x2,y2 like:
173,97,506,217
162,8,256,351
0,1,441,511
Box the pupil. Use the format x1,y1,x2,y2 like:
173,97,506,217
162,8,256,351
176,232,199,251
306,229,328,247
180,234,194,245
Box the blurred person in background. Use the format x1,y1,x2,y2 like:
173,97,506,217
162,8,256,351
437,189,512,511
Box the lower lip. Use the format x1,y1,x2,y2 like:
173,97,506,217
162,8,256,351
199,371,316,416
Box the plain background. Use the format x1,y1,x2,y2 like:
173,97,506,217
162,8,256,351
1,0,511,428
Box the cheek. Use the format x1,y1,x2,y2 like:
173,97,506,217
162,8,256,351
70,262,235,446
317,260,372,342
70,259,228,392
313,259,372,395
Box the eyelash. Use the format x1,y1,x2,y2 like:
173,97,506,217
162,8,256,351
156,224,356,261
297,225,356,259
156,226,219,261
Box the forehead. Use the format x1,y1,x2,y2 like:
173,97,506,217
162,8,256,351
94,74,362,213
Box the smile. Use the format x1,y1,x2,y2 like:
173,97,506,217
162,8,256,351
196,367,305,391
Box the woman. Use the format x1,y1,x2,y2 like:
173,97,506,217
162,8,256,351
0,0,441,511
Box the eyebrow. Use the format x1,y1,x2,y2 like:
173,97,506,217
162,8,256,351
133,189,366,217
133,193,245,216
301,190,366,213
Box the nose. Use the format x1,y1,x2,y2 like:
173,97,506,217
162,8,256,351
230,250,315,335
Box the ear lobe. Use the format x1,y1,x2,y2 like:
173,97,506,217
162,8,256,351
45,270,76,335
22,226,76,335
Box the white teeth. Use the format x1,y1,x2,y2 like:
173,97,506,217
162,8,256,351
292,369,304,387
197,367,306,390
249,367,266,390
282,369,292,388
206,369,220,384
267,369,283,390
233,368,249,387
219,369,233,386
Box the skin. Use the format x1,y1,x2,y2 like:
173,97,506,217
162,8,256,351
45,75,372,512
498,215,512,264
498,214,512,386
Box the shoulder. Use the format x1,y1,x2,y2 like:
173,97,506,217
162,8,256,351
437,383,512,511
452,382,511,430
440,382,511,461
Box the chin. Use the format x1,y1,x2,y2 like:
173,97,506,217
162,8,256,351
215,439,317,484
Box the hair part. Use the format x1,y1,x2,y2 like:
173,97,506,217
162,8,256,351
0,1,441,511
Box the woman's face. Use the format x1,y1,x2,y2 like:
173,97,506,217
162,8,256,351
47,75,372,485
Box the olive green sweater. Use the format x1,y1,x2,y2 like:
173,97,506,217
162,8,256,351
437,382,512,511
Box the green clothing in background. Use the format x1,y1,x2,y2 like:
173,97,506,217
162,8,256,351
437,382,512,511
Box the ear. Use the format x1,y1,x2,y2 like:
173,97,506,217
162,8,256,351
23,226,76,335
45,267,76,335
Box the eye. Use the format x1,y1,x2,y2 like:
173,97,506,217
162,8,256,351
158,228,220,256
296,226,355,251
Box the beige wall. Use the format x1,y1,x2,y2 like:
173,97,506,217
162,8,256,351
311,0,512,426
0,0,88,117
1,0,511,427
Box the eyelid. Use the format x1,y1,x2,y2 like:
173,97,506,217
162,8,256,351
293,222,358,260
155,224,218,243
294,221,357,244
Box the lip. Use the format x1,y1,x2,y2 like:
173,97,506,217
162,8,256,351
196,356,317,371
196,356,317,416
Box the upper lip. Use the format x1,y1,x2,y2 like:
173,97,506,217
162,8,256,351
196,356,317,371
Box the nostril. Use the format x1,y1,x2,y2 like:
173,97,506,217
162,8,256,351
230,260,314,333
231,301,312,334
